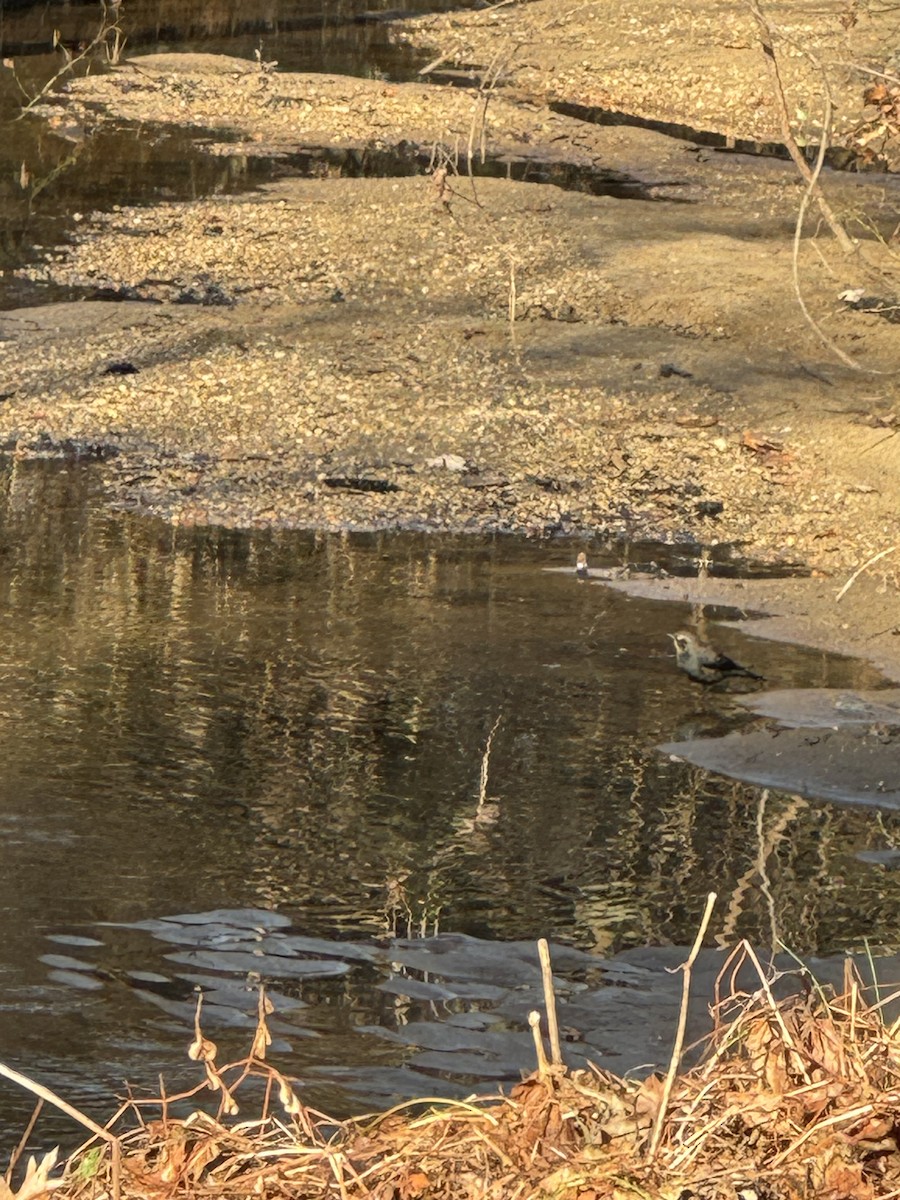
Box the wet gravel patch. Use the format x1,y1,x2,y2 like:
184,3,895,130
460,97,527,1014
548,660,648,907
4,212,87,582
3,51,899,581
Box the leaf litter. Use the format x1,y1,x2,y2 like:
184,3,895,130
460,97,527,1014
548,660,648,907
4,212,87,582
9,940,900,1200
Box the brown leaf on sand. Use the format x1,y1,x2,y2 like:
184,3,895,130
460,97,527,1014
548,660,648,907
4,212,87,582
741,429,784,455
675,413,719,428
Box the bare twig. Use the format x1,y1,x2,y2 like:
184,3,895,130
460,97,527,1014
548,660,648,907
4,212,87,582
538,939,563,1067
5,1100,43,1182
11,0,126,119
788,92,874,371
748,0,854,253
844,61,900,88
861,426,899,453
743,941,813,1085
0,1061,114,1143
477,711,502,808
418,53,452,77
646,891,717,1162
748,2,895,372
528,1011,551,1078
0,1059,121,1200
835,545,898,600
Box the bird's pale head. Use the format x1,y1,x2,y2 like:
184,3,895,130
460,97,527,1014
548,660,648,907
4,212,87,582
670,631,697,654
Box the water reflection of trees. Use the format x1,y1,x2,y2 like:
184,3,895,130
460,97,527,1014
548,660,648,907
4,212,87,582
0,113,266,293
1,459,899,958
0,0,428,69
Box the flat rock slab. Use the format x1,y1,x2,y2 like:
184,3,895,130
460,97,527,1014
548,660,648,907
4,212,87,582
659,726,900,809
0,301,161,342
130,906,293,929
164,948,353,978
736,687,900,729
39,910,900,1102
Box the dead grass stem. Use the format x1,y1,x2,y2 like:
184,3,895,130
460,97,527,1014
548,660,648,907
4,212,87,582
8,941,900,1200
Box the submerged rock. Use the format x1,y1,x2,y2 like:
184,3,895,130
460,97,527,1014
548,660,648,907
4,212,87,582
659,725,900,809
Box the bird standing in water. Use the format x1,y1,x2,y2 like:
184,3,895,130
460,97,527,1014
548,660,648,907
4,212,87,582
669,629,764,685
576,552,589,579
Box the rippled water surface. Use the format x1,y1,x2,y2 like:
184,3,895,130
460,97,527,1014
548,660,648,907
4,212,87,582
1,458,899,1149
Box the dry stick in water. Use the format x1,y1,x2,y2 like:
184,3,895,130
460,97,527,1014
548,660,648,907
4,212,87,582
538,938,563,1067
5,1100,43,1182
418,51,451,76
646,891,717,1162
748,0,853,254
477,712,502,809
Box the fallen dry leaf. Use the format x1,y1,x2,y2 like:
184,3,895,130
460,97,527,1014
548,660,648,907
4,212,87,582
675,413,719,428
741,430,784,455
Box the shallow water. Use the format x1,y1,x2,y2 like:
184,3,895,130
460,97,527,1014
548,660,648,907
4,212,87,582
1,458,900,1149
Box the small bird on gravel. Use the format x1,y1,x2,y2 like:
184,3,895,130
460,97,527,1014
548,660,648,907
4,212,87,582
576,552,589,578
668,629,764,685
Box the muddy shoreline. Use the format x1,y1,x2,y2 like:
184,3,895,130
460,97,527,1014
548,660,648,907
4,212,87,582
2,8,899,675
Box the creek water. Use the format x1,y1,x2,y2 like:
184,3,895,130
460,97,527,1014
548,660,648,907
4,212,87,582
0,457,899,1151
3,0,900,1162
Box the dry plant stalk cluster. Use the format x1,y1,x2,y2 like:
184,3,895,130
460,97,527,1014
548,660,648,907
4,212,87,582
853,81,900,167
8,940,900,1200
3,0,126,116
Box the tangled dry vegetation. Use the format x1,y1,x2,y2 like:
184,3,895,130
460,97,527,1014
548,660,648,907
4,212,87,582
9,940,900,1200
855,80,900,168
